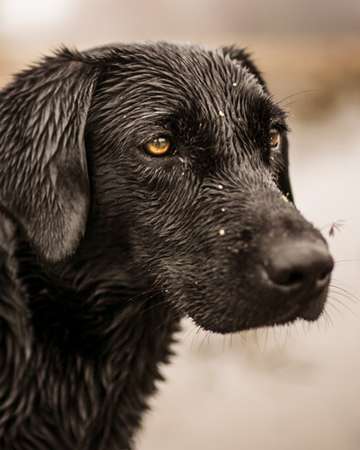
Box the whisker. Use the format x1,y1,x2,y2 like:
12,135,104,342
321,308,334,328
334,259,360,264
183,324,196,341
329,295,358,318
198,330,209,351
326,300,342,316
191,325,203,350
187,326,197,349
330,283,360,303
275,89,317,106
263,326,269,351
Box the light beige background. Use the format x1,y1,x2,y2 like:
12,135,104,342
1,1,360,449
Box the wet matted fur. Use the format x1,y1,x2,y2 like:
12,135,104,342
0,43,333,449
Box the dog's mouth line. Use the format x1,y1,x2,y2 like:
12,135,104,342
270,291,327,326
164,267,332,335
180,288,328,333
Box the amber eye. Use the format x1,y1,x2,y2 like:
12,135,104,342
144,137,172,156
270,129,281,150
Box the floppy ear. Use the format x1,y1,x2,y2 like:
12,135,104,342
223,45,295,203
278,136,295,203
0,51,99,262
278,165,295,204
279,168,295,203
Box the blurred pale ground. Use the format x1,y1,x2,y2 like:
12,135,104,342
0,1,360,449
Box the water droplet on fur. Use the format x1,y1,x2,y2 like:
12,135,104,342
219,110,225,117
221,207,226,212
218,184,224,190
232,82,237,86
219,228,226,236
181,172,185,176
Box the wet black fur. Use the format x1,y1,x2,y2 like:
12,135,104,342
0,43,328,449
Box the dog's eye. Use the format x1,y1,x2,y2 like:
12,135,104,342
270,129,281,150
144,137,172,156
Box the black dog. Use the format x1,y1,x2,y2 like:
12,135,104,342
0,43,334,449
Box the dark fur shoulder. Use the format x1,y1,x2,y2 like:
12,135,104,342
0,231,179,449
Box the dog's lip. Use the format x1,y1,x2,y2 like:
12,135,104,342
297,290,327,321
189,296,325,334
271,290,327,326
270,303,302,326
182,281,329,333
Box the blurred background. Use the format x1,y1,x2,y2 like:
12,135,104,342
1,1,360,449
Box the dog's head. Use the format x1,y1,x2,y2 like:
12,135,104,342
0,43,333,333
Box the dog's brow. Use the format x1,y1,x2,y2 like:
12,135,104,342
269,104,288,129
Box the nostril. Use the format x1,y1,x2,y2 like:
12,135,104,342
277,268,306,287
316,263,333,287
319,269,330,282
319,270,327,280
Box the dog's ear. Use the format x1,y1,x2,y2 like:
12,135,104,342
222,45,266,88
279,166,294,203
0,50,100,262
223,46,295,203
278,136,294,203
279,172,294,204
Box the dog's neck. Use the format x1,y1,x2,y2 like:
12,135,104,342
16,233,179,359
13,235,180,446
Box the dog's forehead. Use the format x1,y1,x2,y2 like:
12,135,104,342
129,45,262,87
107,44,268,115
92,44,284,148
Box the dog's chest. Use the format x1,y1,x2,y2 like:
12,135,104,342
6,283,179,449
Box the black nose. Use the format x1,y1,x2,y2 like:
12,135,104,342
266,239,334,291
